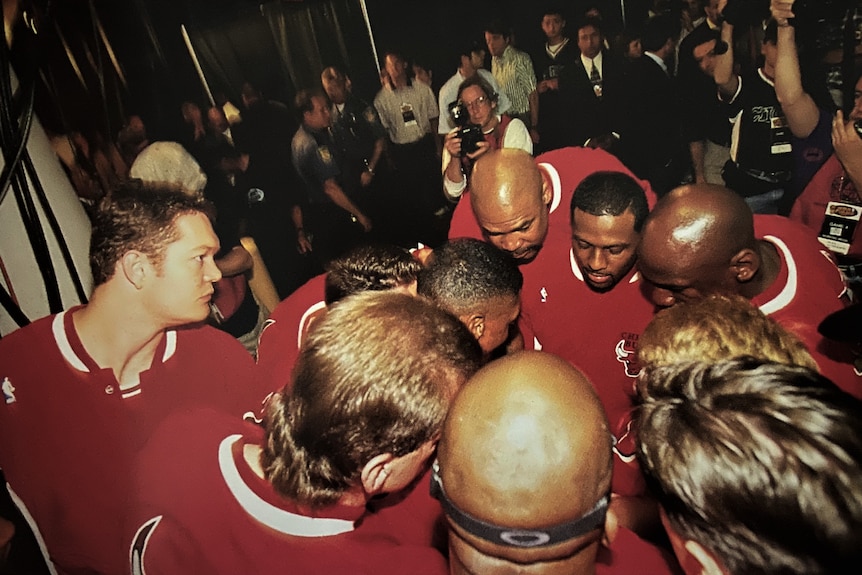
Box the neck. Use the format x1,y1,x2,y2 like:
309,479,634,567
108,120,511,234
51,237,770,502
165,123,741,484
72,288,167,389
742,240,780,299
391,75,408,88
482,115,500,133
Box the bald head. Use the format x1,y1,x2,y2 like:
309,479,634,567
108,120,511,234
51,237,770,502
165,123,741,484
437,351,612,571
470,150,550,264
637,184,761,307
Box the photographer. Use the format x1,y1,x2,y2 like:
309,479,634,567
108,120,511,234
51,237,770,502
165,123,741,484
774,0,862,289
442,75,532,202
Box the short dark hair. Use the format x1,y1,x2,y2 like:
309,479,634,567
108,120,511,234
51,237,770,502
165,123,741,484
324,244,423,305
484,18,511,38
571,171,649,232
641,14,679,52
457,39,486,62
293,88,326,119
89,181,212,286
684,23,720,54
637,358,862,574
576,15,604,37
457,74,498,104
542,4,567,19
417,238,523,316
261,291,482,507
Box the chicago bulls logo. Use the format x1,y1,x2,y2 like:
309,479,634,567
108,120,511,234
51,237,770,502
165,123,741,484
615,333,642,378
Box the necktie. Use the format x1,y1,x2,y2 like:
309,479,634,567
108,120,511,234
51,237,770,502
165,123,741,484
590,61,602,99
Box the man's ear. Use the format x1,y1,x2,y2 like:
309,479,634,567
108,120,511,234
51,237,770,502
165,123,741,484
360,453,395,496
730,248,759,283
465,314,485,341
541,173,553,207
121,251,148,289
683,540,727,575
660,508,728,575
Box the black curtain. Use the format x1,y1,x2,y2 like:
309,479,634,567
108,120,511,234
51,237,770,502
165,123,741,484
187,0,378,108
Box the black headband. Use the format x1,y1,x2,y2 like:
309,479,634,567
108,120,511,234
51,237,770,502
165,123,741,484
430,460,609,549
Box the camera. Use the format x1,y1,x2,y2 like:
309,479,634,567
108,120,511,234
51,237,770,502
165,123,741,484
855,120,862,141
447,100,484,155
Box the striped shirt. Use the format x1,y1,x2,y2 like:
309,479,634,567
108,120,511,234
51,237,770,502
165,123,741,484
491,45,537,117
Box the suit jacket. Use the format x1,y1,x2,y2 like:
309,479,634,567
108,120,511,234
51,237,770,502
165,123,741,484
558,50,629,149
620,53,685,192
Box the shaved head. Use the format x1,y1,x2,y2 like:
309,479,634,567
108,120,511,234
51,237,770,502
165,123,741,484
438,351,612,572
470,150,550,264
637,184,761,307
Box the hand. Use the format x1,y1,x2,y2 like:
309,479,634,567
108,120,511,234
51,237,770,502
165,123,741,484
770,0,795,26
360,169,374,188
444,129,463,157
356,213,373,232
833,110,862,184
296,231,312,254
464,140,490,161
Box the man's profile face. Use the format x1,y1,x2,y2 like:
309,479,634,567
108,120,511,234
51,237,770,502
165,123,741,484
577,25,602,59
304,96,331,130
144,212,221,326
323,76,348,106
484,32,508,58
469,49,486,70
476,295,520,356
637,238,737,308
385,54,406,82
571,208,640,292
475,188,550,264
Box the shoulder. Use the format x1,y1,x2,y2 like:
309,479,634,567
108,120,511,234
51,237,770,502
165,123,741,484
0,312,59,352
174,325,255,371
597,527,681,575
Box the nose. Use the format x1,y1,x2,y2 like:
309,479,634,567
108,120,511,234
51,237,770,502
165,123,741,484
587,248,607,271
498,234,522,254
204,259,222,283
650,286,675,308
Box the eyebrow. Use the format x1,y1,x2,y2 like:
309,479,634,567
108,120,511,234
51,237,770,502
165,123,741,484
483,219,533,237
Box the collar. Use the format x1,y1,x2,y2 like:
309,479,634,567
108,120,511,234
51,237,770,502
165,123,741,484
546,37,569,57
754,235,796,315
219,434,358,537
53,309,177,396
644,51,668,75
757,67,775,87
495,44,515,62
580,51,603,70
537,161,562,216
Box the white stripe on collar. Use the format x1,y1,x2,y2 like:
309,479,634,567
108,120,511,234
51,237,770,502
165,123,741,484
53,311,88,372
758,235,796,315
53,311,179,371
218,434,354,537
539,162,562,215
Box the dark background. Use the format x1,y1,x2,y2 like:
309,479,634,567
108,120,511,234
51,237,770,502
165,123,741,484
5,0,851,147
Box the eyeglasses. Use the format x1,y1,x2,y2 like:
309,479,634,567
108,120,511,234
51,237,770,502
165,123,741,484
430,459,609,548
461,96,489,111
